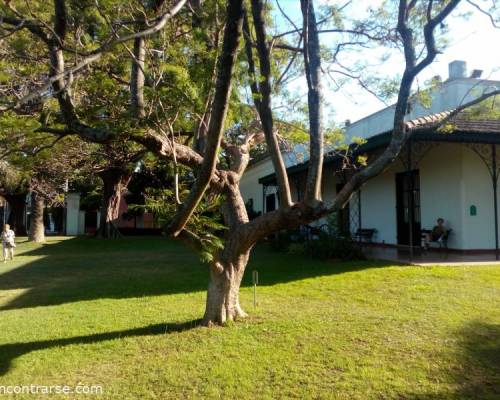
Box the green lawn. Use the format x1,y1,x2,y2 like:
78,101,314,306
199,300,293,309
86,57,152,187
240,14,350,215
0,237,498,399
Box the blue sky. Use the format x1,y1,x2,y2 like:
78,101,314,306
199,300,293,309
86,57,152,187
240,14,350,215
270,0,500,124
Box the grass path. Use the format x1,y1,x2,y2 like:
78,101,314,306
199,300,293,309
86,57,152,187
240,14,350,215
0,237,498,399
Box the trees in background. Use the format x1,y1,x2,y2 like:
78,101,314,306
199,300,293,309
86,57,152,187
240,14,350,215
1,0,499,324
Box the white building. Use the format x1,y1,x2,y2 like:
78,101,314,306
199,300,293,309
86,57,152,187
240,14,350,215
240,61,500,254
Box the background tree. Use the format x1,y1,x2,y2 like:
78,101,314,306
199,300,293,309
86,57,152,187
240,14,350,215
90,144,144,238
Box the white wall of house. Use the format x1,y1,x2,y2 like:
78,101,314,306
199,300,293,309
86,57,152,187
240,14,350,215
461,146,497,249
419,144,465,249
340,143,498,250
419,143,497,250
355,161,403,244
240,143,500,250
239,158,275,214
322,170,337,202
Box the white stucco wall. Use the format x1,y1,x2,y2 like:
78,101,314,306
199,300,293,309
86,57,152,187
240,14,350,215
355,161,403,244
321,169,337,202
239,158,275,214
461,146,497,249
340,143,498,250
240,143,499,250
419,144,465,249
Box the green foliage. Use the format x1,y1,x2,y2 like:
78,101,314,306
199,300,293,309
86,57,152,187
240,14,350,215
132,189,226,263
0,111,41,135
465,96,500,120
287,242,306,255
304,234,365,261
356,154,368,166
269,224,364,262
79,187,103,212
269,231,295,252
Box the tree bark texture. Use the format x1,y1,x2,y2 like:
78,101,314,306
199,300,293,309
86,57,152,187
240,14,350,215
203,246,250,326
301,0,324,203
29,194,45,243
97,169,132,239
130,36,146,118
245,1,293,207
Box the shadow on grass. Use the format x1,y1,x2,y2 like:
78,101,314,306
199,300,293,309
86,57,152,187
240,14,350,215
408,321,500,399
0,237,383,311
0,319,201,376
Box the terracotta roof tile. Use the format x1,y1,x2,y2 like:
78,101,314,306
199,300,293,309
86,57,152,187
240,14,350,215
405,110,500,133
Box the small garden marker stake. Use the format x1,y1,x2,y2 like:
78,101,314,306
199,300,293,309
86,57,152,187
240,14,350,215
252,270,258,309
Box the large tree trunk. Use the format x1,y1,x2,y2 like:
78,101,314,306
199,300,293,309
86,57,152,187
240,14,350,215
203,249,250,326
29,194,45,243
97,168,132,239
202,176,252,326
4,193,27,236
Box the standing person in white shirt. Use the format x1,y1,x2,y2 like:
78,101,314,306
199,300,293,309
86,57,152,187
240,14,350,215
1,224,15,262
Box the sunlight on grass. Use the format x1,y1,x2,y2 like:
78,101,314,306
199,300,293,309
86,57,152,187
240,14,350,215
0,237,498,399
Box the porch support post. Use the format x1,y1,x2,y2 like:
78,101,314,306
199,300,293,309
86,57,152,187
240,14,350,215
262,184,267,214
407,139,414,261
357,189,362,244
492,144,499,260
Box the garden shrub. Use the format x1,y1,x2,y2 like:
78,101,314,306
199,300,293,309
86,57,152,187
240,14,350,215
305,234,365,261
269,227,365,261
269,231,293,252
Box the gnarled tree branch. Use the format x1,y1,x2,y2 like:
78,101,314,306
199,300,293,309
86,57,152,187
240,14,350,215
246,1,293,207
166,0,245,237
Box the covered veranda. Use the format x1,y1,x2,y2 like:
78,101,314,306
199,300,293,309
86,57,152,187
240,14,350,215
258,113,500,263
381,115,500,262
363,245,500,266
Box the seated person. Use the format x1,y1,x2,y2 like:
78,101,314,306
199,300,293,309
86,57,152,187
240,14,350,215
424,218,448,249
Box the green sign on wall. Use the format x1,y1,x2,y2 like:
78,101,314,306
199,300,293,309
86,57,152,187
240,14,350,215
470,205,477,216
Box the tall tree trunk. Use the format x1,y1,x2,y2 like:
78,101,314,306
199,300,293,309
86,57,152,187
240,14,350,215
97,168,132,239
4,193,27,236
203,177,251,326
203,248,250,326
301,0,324,203
130,36,146,119
29,194,45,243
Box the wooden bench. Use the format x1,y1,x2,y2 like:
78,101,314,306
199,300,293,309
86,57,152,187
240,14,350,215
299,224,330,241
353,228,377,243
421,229,452,250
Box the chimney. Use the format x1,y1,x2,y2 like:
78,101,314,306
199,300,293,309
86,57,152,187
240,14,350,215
448,60,467,80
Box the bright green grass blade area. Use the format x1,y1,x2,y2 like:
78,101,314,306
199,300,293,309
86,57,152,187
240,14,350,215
0,237,498,399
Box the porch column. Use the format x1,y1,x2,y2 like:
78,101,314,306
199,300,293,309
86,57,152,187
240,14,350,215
65,193,81,236
407,139,414,261
492,144,499,260
357,189,362,243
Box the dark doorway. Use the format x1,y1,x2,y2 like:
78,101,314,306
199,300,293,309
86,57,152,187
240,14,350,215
265,193,277,213
84,211,98,234
396,170,421,246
